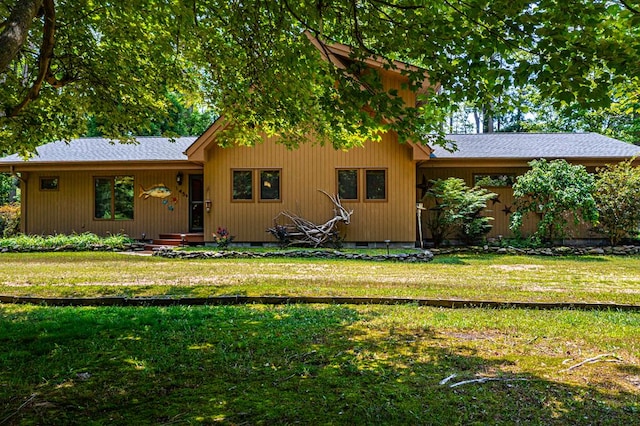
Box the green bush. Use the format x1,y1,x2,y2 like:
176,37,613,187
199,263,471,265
422,178,496,247
510,159,598,243
593,160,640,245
0,203,20,237
0,232,134,251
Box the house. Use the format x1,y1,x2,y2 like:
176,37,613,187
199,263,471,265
1,34,639,245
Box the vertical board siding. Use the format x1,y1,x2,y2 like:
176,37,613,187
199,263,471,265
419,166,538,239
24,170,192,239
205,132,417,243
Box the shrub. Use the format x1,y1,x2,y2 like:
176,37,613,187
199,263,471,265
510,159,598,243
0,232,133,251
0,203,20,237
422,178,496,247
593,160,640,245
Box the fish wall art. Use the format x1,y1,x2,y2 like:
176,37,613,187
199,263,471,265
139,184,178,212
139,184,172,199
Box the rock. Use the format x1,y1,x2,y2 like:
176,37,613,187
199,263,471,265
586,248,605,255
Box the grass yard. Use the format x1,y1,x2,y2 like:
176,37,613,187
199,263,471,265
0,252,639,424
0,252,640,304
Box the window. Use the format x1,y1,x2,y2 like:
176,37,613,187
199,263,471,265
337,169,358,200
474,174,516,187
40,176,59,191
232,169,281,202
365,169,387,200
94,176,134,220
336,168,387,202
260,170,280,201
232,170,253,201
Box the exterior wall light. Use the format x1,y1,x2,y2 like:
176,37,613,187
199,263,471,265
205,199,212,212
176,171,184,186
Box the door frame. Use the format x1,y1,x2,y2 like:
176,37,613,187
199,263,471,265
189,174,204,232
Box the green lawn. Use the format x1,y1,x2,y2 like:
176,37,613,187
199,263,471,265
0,252,639,424
0,251,639,304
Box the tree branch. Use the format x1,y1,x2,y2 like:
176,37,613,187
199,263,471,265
619,0,640,15
9,0,57,117
0,0,43,72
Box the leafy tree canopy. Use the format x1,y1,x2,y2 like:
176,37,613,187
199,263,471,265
1,0,639,156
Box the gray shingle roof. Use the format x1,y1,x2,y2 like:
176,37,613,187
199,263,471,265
431,133,640,159
0,137,197,164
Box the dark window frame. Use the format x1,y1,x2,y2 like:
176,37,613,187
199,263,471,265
364,169,387,202
231,169,254,202
336,169,359,201
39,176,59,191
259,169,281,202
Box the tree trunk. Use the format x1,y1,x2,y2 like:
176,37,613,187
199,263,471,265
0,0,44,72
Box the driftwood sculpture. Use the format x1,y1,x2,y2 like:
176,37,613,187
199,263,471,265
267,190,353,247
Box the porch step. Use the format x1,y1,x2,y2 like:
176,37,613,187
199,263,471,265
158,233,205,244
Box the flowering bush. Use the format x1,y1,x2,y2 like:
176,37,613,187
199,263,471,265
213,227,234,249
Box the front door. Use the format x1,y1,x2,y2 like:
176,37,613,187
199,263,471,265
189,174,204,232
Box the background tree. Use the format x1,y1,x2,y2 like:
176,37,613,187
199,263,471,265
593,160,640,245
0,173,19,204
2,1,640,155
510,159,598,243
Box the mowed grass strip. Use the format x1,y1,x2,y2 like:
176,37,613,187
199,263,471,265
1,252,640,304
0,304,638,425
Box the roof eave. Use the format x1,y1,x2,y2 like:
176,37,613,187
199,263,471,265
0,159,203,173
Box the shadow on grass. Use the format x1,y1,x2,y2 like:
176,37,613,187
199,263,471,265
0,305,637,425
430,256,468,265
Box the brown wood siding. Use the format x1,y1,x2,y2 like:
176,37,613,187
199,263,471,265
419,166,541,240
204,132,417,243
22,170,193,239
380,70,416,106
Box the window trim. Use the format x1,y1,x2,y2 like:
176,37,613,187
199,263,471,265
39,176,59,191
231,168,283,203
364,168,388,202
336,168,360,202
93,176,135,221
258,169,282,203
231,169,255,203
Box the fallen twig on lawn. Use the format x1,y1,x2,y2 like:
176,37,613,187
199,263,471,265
448,377,529,388
0,393,38,425
439,374,457,385
563,353,623,372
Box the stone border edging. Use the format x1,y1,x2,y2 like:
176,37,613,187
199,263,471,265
152,248,435,262
1,294,639,311
432,245,640,256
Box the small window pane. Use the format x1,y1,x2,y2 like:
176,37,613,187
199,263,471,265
114,176,134,220
365,170,386,200
260,170,280,200
337,169,358,200
40,177,59,191
95,178,113,219
233,170,253,200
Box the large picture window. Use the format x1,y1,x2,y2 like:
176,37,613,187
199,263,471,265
94,176,134,220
